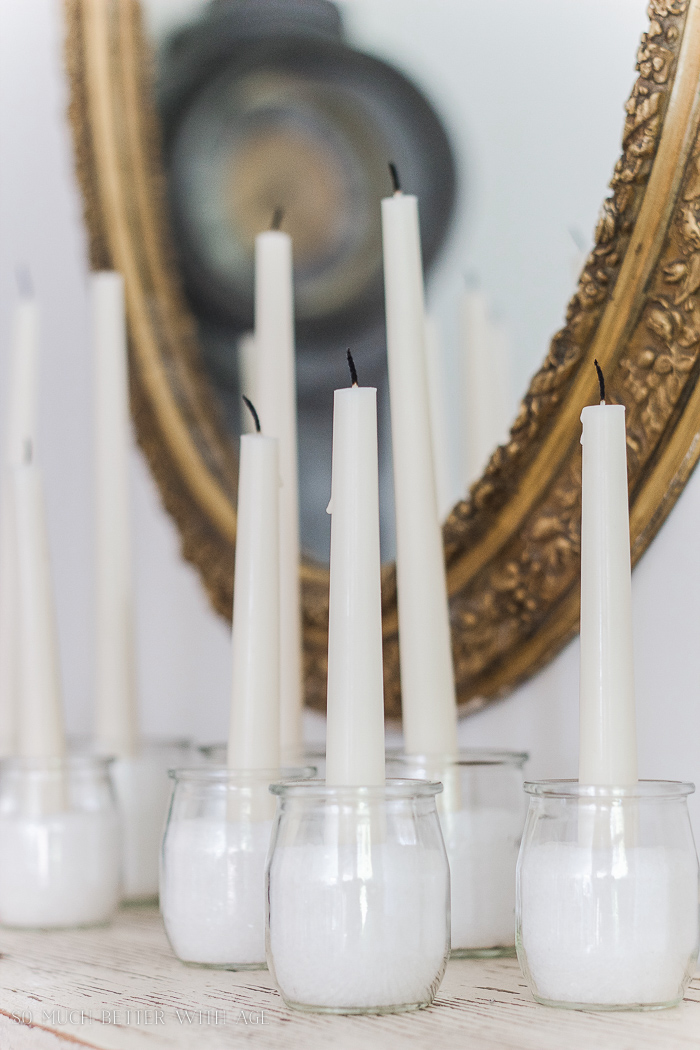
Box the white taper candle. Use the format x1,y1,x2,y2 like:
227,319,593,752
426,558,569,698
381,189,458,758
0,294,39,756
92,272,139,758
11,456,65,758
459,287,512,488
325,372,385,787
578,388,637,785
254,230,303,761
227,427,281,772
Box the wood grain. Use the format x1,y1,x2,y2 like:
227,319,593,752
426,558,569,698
1,906,699,1050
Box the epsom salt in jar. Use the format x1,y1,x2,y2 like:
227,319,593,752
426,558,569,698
517,779,699,1010
266,779,450,1014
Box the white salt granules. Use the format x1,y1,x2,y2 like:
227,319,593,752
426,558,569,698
519,841,699,1005
267,841,449,1010
161,817,273,967
111,753,175,902
443,807,521,951
0,811,121,927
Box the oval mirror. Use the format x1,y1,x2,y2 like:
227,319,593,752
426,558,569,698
65,0,700,719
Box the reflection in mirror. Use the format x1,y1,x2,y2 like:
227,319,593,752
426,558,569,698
140,0,646,562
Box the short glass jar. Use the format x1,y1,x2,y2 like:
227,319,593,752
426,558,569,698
266,779,450,1014
0,756,121,928
387,750,527,956
517,780,700,1010
109,738,191,903
160,766,314,969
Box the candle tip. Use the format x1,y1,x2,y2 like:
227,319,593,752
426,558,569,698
346,348,358,387
15,266,33,299
242,395,261,433
270,207,284,232
594,359,606,404
388,162,401,194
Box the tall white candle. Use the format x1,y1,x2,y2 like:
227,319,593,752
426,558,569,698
325,368,385,787
578,389,637,785
381,189,458,758
92,271,139,758
0,294,39,756
11,456,65,758
254,230,302,761
459,287,512,489
227,426,281,772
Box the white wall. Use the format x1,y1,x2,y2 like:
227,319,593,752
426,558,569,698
3,0,700,830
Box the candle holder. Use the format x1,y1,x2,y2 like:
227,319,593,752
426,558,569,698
0,756,121,928
266,779,450,1014
110,738,192,903
517,780,700,1010
160,766,315,969
387,750,527,957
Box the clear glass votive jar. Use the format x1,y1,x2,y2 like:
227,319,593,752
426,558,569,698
386,750,528,957
109,738,192,903
160,766,315,969
266,779,451,1014
0,756,121,928
516,780,700,1011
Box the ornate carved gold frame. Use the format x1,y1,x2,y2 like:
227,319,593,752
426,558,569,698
65,0,700,720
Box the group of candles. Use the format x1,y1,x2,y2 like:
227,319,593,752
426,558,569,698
0,271,187,922
162,172,699,1012
0,162,698,1015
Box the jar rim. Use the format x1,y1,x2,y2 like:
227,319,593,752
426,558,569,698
168,765,316,783
386,748,528,768
524,778,695,799
198,743,326,758
269,777,443,799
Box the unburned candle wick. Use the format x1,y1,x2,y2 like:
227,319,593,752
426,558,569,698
594,359,606,404
271,208,284,232
346,349,358,387
242,395,261,433
388,162,401,194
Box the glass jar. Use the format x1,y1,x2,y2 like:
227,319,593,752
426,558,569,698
160,766,314,969
387,750,527,956
517,780,700,1010
109,738,192,903
0,756,121,928
266,779,450,1014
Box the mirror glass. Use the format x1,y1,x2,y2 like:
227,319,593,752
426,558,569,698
140,0,647,563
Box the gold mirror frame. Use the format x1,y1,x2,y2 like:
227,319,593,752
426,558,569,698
65,0,700,720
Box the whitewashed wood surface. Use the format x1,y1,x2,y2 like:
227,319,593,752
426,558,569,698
0,906,698,1050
